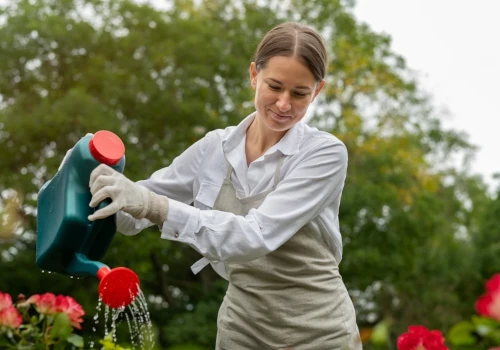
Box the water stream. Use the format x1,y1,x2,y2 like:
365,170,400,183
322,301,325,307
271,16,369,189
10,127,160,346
89,287,154,349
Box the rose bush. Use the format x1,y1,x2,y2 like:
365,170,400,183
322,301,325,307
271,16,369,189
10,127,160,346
0,290,85,349
445,273,500,349
395,274,500,350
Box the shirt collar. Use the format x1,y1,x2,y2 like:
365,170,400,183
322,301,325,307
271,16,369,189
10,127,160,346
222,112,304,156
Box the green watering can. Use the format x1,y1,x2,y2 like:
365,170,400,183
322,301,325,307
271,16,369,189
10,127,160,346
36,131,139,309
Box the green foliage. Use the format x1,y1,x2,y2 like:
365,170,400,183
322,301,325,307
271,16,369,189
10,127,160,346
447,316,500,349
0,0,495,348
50,313,73,341
163,299,220,345
167,345,207,350
472,189,500,284
99,333,132,350
67,333,84,348
370,318,392,346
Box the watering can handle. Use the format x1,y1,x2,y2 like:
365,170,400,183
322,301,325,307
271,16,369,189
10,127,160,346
80,198,112,255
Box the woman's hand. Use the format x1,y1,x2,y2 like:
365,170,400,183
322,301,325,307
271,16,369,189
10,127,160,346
88,164,169,225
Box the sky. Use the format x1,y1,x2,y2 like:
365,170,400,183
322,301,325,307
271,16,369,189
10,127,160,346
353,0,500,187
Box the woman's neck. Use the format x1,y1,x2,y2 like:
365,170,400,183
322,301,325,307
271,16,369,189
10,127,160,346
245,115,286,165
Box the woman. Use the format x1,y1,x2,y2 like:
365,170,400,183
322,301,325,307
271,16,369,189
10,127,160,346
87,22,361,350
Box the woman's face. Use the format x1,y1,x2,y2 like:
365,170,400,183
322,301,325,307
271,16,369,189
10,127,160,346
249,56,325,133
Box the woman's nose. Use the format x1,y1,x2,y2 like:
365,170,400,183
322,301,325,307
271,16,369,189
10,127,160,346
276,93,291,112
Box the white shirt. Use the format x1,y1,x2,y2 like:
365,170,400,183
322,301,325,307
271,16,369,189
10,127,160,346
117,113,348,280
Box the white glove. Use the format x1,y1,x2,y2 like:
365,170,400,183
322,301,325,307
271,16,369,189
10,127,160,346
88,164,169,225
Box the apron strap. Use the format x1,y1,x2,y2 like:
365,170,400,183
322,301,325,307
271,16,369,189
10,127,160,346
224,162,233,181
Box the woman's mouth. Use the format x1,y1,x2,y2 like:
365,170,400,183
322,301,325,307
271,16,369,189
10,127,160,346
269,110,291,122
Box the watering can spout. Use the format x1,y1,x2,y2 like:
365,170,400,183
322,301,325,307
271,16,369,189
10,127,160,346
67,253,106,276
67,254,140,309
97,266,140,309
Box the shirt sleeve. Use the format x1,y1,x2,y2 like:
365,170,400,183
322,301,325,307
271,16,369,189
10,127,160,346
116,132,210,236
160,139,348,263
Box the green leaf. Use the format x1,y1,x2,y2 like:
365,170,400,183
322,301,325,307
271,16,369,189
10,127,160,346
484,328,500,344
370,319,391,345
46,315,53,325
471,315,500,336
30,315,38,325
67,333,84,348
167,345,208,350
447,321,477,346
36,313,46,325
99,333,132,350
53,342,67,350
49,312,72,341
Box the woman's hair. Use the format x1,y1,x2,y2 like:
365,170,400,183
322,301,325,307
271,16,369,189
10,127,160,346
254,22,328,82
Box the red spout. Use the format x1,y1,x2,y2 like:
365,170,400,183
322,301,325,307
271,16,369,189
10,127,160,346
97,267,139,309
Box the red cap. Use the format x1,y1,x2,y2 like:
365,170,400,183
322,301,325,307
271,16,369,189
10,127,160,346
88,130,125,166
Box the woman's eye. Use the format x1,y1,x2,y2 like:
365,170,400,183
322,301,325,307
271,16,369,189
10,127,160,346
293,91,307,97
268,85,280,91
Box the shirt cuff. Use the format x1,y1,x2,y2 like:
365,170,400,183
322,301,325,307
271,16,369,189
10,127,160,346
160,199,199,245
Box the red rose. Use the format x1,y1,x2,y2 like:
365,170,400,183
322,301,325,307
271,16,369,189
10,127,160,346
27,293,85,329
55,295,85,329
476,274,500,321
28,293,58,315
397,325,448,350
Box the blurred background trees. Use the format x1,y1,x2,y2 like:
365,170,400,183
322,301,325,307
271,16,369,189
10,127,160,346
0,0,497,348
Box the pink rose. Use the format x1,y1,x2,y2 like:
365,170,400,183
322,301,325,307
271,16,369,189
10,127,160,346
56,295,85,329
28,293,58,315
0,306,22,329
0,291,13,311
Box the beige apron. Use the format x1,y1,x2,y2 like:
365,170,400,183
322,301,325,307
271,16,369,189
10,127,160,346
214,157,361,350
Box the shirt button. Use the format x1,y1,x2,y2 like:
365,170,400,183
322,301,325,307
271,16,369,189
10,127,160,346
174,232,179,238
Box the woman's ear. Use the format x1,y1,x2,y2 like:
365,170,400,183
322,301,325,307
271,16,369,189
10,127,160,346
249,62,258,89
311,80,326,102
